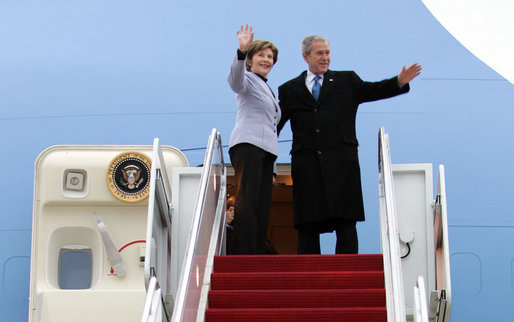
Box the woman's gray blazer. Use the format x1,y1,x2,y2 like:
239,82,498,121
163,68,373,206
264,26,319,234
227,54,281,156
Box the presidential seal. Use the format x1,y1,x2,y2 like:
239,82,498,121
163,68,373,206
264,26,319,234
106,151,152,203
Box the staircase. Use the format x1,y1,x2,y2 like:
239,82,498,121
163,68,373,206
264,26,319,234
205,254,386,322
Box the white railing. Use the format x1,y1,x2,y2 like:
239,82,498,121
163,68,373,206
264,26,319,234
432,165,451,322
142,277,164,322
144,138,175,320
414,276,429,322
144,138,173,318
378,127,406,322
171,129,226,322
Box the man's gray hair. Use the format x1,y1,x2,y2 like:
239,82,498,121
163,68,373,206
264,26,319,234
302,35,329,55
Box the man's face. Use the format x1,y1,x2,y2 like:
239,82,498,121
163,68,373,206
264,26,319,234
303,40,330,75
226,206,235,224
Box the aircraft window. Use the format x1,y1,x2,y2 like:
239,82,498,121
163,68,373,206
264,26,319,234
58,248,92,289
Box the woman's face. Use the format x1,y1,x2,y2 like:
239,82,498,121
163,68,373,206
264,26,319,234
250,48,274,78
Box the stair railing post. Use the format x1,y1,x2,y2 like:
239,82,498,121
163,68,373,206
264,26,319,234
378,127,407,322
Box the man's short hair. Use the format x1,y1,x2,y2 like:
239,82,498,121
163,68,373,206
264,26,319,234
302,35,329,55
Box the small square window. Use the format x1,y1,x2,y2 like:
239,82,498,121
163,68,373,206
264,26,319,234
58,248,92,290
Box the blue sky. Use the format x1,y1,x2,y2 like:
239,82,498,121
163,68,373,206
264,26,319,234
2,0,511,235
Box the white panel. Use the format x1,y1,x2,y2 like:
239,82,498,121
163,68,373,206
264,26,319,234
422,0,514,84
392,163,435,318
170,167,203,298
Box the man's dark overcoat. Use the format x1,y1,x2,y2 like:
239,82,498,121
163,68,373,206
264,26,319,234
277,70,409,231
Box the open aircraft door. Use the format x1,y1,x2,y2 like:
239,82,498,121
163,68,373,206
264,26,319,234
29,143,187,322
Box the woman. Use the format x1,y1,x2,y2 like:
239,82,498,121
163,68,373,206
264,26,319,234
227,24,280,254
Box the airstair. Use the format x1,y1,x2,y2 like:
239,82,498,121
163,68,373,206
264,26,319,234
29,128,451,321
206,254,386,321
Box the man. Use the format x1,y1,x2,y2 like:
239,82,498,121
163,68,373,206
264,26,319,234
277,35,421,254
225,197,235,254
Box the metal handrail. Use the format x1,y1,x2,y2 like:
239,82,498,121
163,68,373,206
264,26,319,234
171,129,225,322
144,138,175,319
141,277,164,322
433,165,452,322
378,127,406,322
414,276,429,322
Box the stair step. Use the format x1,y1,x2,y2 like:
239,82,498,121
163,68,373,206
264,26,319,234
208,289,385,308
214,254,383,272
210,271,384,290
205,307,387,322
207,254,386,321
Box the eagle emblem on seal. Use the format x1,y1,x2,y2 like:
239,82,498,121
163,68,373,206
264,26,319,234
121,165,144,189
106,151,152,203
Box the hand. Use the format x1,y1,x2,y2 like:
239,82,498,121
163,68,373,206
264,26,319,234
398,63,422,86
237,24,254,53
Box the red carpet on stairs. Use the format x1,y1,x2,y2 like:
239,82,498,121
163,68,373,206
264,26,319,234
205,254,386,322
